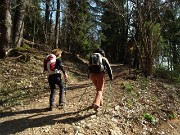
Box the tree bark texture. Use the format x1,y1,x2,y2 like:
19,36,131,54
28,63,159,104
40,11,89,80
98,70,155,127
12,0,25,47
134,0,162,76
44,0,50,44
0,0,12,58
54,0,60,49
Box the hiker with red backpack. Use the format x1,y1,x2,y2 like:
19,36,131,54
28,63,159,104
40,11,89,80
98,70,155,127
88,48,113,112
44,48,68,111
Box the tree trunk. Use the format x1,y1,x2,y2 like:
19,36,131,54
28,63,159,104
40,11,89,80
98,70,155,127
172,41,178,71
12,0,25,47
45,0,50,44
0,0,12,58
68,0,76,54
54,0,60,49
146,55,154,76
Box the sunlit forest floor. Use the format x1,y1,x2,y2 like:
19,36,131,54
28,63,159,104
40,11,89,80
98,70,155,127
0,47,180,135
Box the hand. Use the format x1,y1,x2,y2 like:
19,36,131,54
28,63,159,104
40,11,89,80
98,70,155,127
64,73,68,81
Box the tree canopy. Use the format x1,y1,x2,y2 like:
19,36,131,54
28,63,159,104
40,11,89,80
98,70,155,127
0,0,179,79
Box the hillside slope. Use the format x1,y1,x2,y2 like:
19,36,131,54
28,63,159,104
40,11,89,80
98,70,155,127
0,48,180,135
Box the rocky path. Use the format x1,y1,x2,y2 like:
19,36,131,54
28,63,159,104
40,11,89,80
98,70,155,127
0,79,117,135
0,61,180,135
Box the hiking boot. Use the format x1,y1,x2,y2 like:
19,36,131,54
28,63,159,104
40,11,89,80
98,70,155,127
49,107,53,111
59,102,66,107
92,104,99,112
49,104,56,111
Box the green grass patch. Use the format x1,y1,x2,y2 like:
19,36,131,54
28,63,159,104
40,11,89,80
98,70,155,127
143,113,156,122
0,81,35,112
138,77,148,90
167,112,177,119
122,82,134,92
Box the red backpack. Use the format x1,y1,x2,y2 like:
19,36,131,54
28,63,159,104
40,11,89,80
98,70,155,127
44,54,56,72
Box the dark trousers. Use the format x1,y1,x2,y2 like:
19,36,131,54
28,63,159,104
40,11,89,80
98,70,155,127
48,74,64,106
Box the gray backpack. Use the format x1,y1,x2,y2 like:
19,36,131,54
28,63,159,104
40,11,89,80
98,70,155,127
88,53,104,73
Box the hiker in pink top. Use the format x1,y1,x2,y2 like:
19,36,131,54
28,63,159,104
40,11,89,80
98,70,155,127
88,48,113,111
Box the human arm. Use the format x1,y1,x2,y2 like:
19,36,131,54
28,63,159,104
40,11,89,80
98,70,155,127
103,57,113,81
56,58,68,79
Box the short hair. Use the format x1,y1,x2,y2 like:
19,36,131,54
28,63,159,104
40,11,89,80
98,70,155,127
51,48,62,57
94,48,105,57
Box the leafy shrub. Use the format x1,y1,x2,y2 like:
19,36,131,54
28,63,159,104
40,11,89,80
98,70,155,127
154,67,171,79
122,82,134,92
139,77,148,90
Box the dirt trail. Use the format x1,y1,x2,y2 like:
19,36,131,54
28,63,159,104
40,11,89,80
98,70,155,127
0,59,180,135
0,79,97,135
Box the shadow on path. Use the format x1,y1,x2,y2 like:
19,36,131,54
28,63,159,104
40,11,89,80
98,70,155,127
67,83,91,91
0,108,49,118
0,107,95,135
